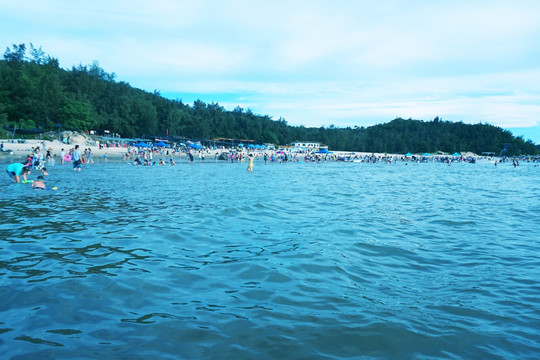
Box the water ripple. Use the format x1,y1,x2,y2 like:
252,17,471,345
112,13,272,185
1,162,539,359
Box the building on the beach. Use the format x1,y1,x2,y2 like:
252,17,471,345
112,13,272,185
291,141,320,150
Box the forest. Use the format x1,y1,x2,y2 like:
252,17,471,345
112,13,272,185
1,43,538,156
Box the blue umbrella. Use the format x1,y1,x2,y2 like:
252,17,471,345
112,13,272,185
422,152,431,156
452,152,460,156
405,152,413,156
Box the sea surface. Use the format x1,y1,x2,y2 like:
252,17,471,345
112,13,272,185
1,159,539,359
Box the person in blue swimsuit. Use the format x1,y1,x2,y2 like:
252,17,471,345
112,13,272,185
6,163,30,183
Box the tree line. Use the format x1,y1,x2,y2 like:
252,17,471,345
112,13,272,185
1,43,538,156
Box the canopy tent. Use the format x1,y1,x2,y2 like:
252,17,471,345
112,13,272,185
422,152,431,156
4,125,47,135
153,141,169,147
452,152,461,156
315,148,333,154
133,142,152,148
188,143,203,149
405,152,413,156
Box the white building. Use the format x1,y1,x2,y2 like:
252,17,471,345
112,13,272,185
291,142,320,150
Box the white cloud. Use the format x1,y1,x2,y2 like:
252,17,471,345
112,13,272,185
2,0,540,142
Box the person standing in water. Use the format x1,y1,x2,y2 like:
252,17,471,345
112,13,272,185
247,153,255,172
72,145,82,171
32,147,44,170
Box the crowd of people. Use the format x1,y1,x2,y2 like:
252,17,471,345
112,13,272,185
5,140,538,187
3,143,86,188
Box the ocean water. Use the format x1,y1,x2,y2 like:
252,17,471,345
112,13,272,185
1,159,539,359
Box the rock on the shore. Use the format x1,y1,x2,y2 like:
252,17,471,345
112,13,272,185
61,131,96,146
218,152,229,161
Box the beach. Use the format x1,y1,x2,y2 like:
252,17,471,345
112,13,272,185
0,138,128,164
0,137,366,165
1,137,484,168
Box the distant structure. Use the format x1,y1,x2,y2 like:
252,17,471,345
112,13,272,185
291,141,320,150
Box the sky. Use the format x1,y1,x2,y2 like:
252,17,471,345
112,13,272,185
2,0,540,143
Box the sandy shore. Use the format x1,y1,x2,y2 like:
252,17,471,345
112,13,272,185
2,137,471,166
0,138,394,163
0,139,130,164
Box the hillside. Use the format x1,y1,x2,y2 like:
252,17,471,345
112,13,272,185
1,43,538,156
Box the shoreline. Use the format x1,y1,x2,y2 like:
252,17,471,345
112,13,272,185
0,137,506,167
0,138,404,163
0,139,128,164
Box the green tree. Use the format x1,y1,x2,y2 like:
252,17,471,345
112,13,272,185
57,97,93,130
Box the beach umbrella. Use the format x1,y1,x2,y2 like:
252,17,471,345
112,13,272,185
452,152,460,156
238,144,244,147
422,152,431,156
247,144,255,148
260,145,267,149
405,152,413,156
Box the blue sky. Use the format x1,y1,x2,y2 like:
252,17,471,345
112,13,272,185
2,0,540,143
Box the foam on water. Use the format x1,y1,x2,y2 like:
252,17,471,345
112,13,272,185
1,160,539,359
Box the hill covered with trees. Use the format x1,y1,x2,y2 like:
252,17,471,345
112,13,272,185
1,43,538,156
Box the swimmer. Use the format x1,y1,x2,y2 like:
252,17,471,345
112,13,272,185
6,163,30,183
169,158,176,166
41,167,49,176
32,175,46,190
24,154,33,167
